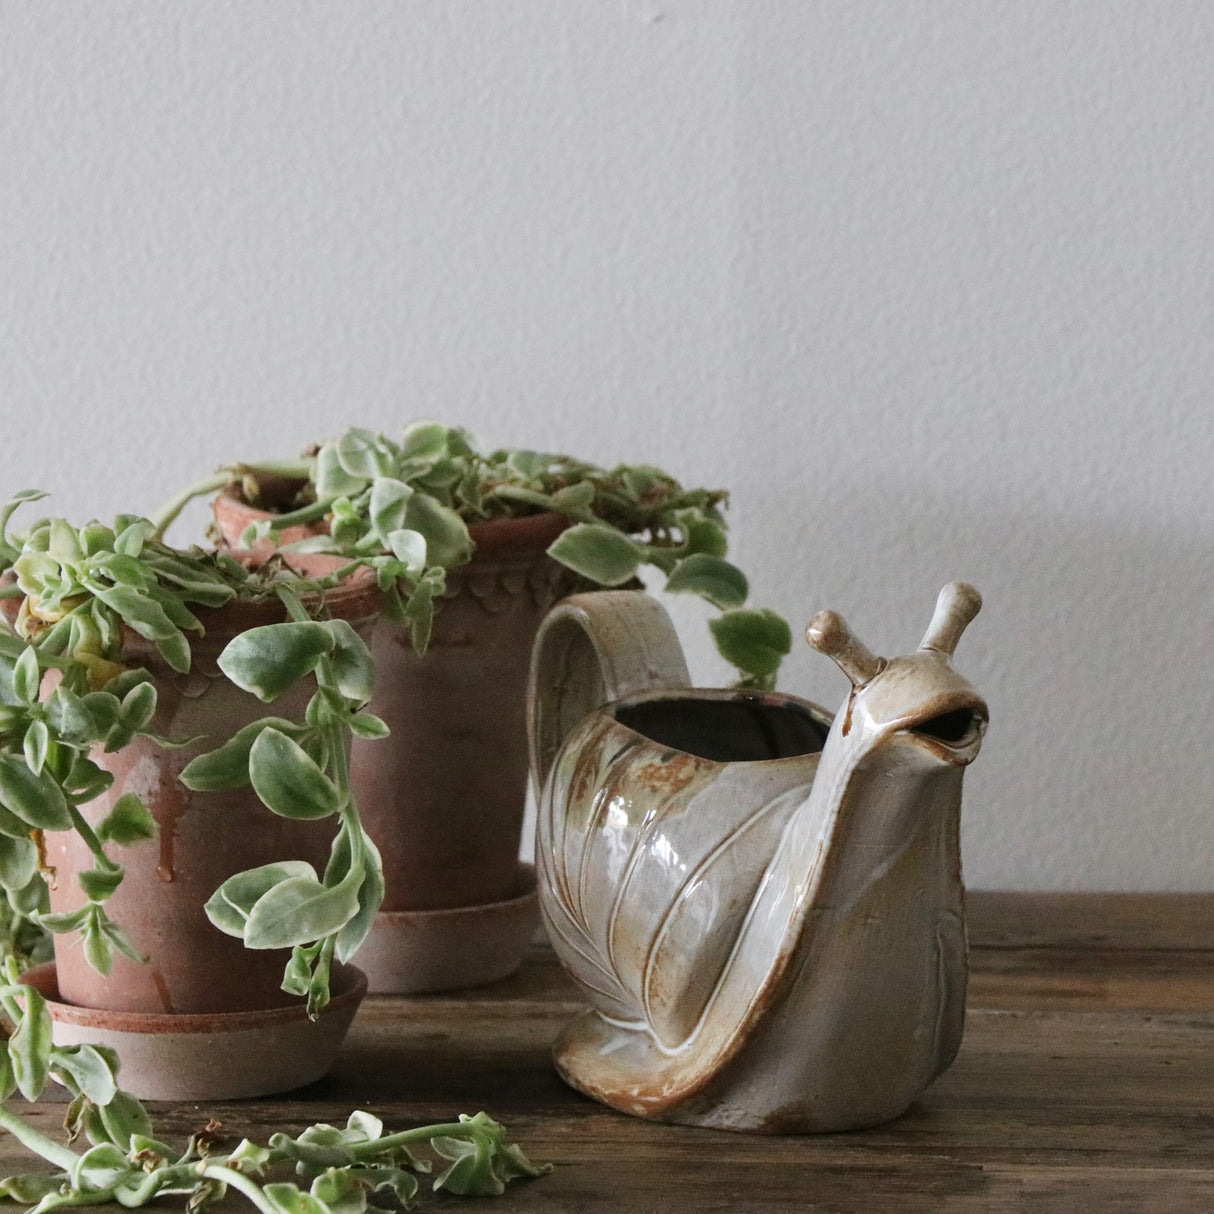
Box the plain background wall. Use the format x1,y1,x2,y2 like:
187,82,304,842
2,2,1211,890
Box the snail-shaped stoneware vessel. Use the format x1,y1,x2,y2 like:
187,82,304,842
527,583,988,1133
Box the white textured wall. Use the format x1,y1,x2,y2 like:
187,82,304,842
2,2,1211,890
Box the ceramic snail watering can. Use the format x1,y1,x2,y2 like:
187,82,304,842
527,583,988,1134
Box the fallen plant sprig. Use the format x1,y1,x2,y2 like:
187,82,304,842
0,959,548,1213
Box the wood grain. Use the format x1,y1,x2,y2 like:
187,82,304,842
967,890,1214,951
4,893,1212,1213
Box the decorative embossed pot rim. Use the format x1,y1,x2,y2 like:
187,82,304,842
462,510,569,554
136,570,384,682
190,564,382,632
20,963,367,1101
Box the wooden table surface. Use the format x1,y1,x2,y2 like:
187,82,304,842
6,893,1213,1213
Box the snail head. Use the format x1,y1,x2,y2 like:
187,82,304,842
805,581,988,764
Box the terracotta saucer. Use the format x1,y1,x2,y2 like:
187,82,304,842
21,962,367,1101
357,863,539,994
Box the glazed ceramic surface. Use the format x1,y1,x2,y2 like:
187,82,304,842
528,584,988,1133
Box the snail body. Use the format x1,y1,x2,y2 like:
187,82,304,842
528,584,988,1133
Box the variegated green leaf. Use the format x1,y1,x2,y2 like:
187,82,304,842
249,728,341,821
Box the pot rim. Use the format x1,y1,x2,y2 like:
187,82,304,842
0,564,384,672
603,687,835,768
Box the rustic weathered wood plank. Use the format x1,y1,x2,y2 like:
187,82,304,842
2,894,1212,1212
967,890,1214,951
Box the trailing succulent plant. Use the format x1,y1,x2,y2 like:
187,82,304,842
0,491,546,1209
0,431,780,1208
0,955,547,1213
155,422,792,688
0,490,384,1016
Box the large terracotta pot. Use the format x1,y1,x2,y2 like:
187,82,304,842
32,577,379,1098
214,485,569,992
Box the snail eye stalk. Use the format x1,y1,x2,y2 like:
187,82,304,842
919,582,982,656
804,609,883,687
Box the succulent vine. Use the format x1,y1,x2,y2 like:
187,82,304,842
156,423,792,687
0,489,551,1210
0,957,547,1213
0,492,385,1015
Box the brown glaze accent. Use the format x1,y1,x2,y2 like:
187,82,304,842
631,751,708,796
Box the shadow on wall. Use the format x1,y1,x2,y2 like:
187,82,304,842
744,479,1214,892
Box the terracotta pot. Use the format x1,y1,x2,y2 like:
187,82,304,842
214,484,568,992
43,574,381,1018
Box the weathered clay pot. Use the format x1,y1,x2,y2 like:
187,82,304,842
43,575,380,1021
214,485,568,992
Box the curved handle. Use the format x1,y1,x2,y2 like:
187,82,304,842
527,591,691,795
